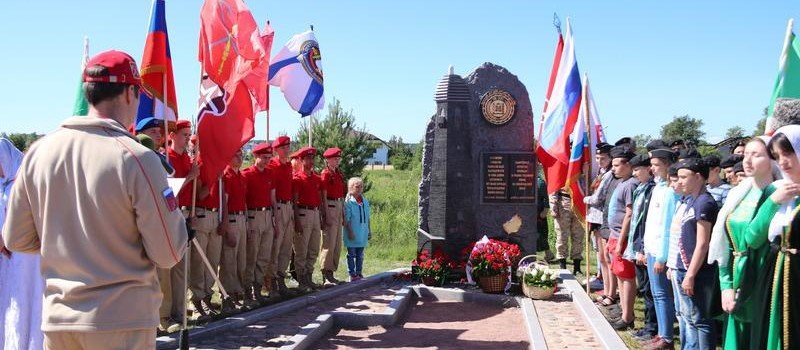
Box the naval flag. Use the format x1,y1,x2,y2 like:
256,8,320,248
269,30,324,116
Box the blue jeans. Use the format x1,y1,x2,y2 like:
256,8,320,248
646,254,675,341
346,247,364,276
670,268,717,350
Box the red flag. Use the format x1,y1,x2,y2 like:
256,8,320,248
198,0,264,94
196,77,255,185
242,22,274,112
197,0,266,184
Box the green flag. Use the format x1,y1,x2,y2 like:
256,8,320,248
768,22,800,117
72,37,89,116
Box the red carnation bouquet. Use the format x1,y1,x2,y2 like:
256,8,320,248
468,238,521,278
412,248,452,286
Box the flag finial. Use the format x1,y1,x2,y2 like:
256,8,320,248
310,24,314,31
553,13,561,34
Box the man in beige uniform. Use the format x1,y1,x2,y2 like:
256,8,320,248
319,147,345,285
267,136,296,297
2,50,188,349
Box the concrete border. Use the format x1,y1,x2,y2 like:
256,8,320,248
156,269,405,349
558,270,627,350
518,297,548,350
279,314,334,350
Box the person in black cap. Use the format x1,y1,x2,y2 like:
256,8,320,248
615,137,636,149
731,139,747,156
720,154,744,185
582,141,614,287
639,147,680,348
732,161,745,186
626,154,658,339
646,139,669,152
606,145,640,330
670,139,686,152
678,147,701,161
703,155,731,208
667,157,719,348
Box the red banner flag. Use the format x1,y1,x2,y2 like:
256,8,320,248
196,77,255,185
197,0,267,184
242,22,274,112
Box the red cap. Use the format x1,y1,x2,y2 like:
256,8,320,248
174,120,191,132
323,147,342,158
252,143,273,155
82,50,142,86
272,136,291,148
296,146,317,158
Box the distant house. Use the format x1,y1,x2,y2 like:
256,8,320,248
363,133,390,166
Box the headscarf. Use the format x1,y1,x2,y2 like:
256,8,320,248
708,177,753,266
0,138,24,233
768,125,800,241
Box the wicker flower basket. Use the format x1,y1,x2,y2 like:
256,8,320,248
523,284,556,300
422,276,439,286
517,255,556,300
478,274,508,294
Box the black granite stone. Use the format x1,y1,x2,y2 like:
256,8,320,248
418,63,538,258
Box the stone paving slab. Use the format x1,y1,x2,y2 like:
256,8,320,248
186,281,408,349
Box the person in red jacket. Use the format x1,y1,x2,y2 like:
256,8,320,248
292,147,323,292
319,147,346,285
268,136,295,297
161,119,199,331
219,150,248,313
241,143,275,306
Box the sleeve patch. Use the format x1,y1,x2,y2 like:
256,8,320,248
163,187,178,212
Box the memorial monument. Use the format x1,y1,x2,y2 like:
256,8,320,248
418,62,538,259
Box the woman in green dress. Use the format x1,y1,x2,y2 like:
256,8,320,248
708,137,776,349
744,125,800,350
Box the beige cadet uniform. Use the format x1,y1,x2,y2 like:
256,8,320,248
190,201,222,302
549,189,585,260
269,157,295,280
292,170,323,278
319,166,345,273
246,209,275,287
220,213,247,294
3,117,188,348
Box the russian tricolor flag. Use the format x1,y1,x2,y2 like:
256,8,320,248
269,30,324,117
537,19,582,195
137,0,178,126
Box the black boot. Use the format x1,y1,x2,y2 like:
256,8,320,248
559,258,567,270
573,259,583,275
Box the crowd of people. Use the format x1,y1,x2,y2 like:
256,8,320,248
539,109,800,349
0,50,373,349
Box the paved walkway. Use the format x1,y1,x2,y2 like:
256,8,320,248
533,286,605,349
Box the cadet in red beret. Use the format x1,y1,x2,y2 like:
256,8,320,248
163,119,199,327
219,150,248,313
291,147,323,291
267,136,296,297
241,143,276,305
319,147,345,285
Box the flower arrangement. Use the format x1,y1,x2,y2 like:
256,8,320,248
412,249,450,286
468,239,521,278
523,266,557,288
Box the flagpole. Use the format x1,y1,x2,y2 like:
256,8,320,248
582,74,592,294
163,72,170,163
779,19,795,70
308,113,313,147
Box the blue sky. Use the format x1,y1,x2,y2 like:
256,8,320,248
2,1,799,144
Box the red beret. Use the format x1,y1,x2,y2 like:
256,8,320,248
296,146,317,158
323,147,342,158
252,143,273,155
174,120,191,132
272,136,290,148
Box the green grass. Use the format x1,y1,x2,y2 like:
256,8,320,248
332,169,419,281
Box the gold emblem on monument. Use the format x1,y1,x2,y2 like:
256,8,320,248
480,89,516,125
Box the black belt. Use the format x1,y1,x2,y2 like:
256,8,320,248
277,200,291,204
326,197,343,201
297,205,318,210
557,192,571,199
249,207,272,211
228,211,246,215
197,207,219,212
